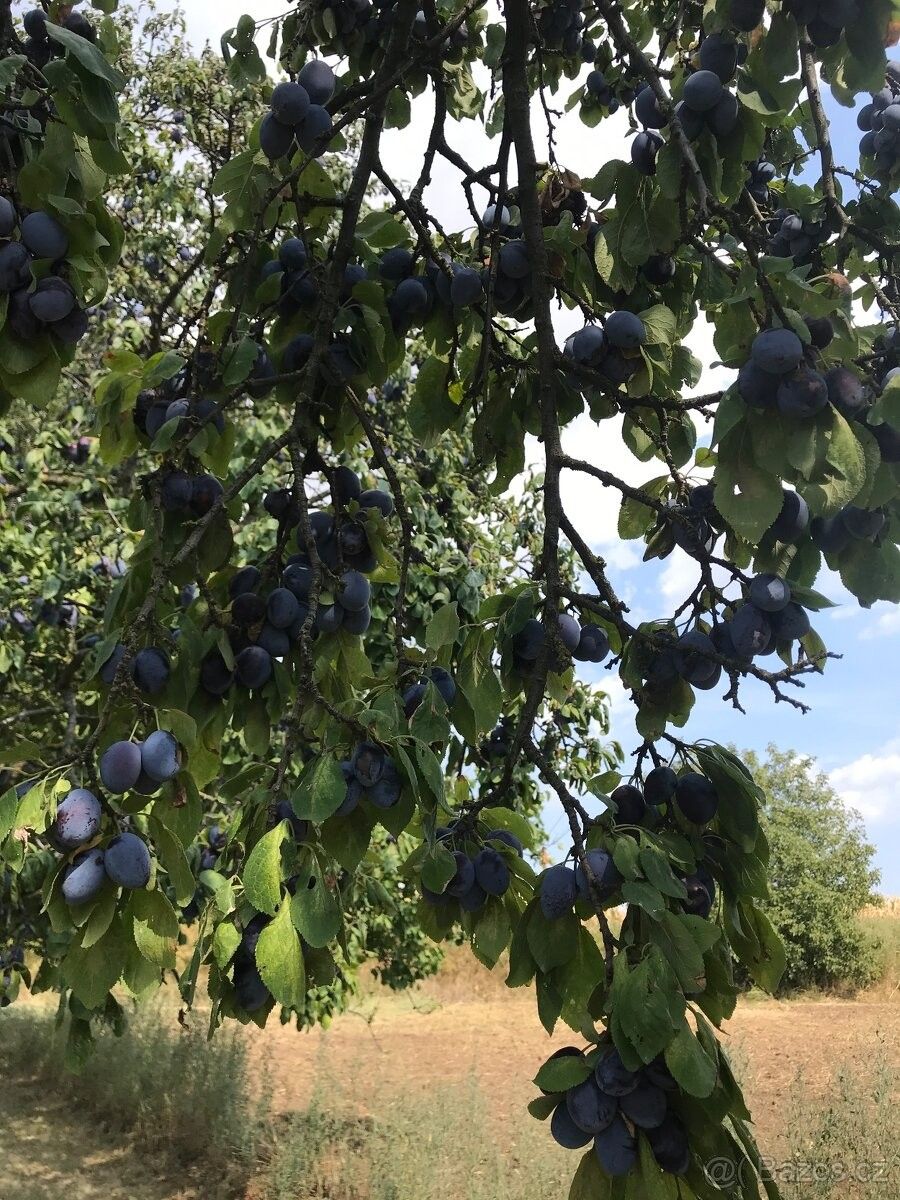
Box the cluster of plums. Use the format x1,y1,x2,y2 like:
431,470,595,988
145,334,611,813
201,473,394,693
781,0,860,48
673,578,810,684
337,742,403,813
744,157,776,206
563,311,647,388
200,563,317,695
21,6,96,70
631,37,741,176
157,467,224,521
739,324,841,419
47,787,153,905
584,70,633,115
858,79,900,182
98,731,182,795
513,612,611,672
766,208,835,265
134,389,227,443
812,503,890,554
543,1044,691,1177
402,665,457,716
421,826,524,912
260,60,335,161
535,0,595,59
0,201,88,344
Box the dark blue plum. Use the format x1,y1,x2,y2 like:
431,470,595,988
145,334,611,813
141,730,181,783
605,310,646,350
62,849,106,905
298,59,335,105
446,850,476,898
21,211,68,259
359,488,394,517
514,617,544,661
351,741,386,788
751,328,803,376
769,489,809,542
674,772,719,824
610,784,645,825
643,766,678,807
540,863,578,919
267,587,302,630
369,757,401,809
131,647,170,695
648,1114,691,1175
270,80,310,126
728,603,772,657
260,112,294,160
551,1101,593,1149
235,646,273,689
574,849,621,898
99,642,126,685
595,1049,638,1096
52,789,102,851
104,832,151,889
338,570,371,613
567,1076,618,1134
593,1115,638,1177
473,847,510,896
683,70,724,112
635,84,667,128
233,961,271,1012
768,602,811,643
99,740,142,794
749,574,791,613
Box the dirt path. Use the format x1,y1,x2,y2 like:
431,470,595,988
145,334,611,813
242,989,900,1157
0,1069,197,1200
5,987,899,1198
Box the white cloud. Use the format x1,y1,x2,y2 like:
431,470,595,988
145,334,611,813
830,741,900,824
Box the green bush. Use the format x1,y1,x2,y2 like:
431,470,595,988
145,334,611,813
742,746,882,993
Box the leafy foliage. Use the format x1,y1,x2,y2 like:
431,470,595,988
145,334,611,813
1,0,899,1196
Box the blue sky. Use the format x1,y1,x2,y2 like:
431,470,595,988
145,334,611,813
161,2,900,890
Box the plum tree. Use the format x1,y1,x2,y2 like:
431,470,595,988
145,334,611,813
2,1,899,1194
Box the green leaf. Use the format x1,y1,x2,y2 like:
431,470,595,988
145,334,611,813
290,863,342,948
638,305,677,348
213,921,241,970
568,1148,613,1199
714,449,783,544
131,888,179,969
292,756,346,822
533,1053,592,1092
45,22,126,90
639,846,687,899
148,816,194,906
425,602,460,651
527,906,579,973
650,912,705,994
470,897,511,967
242,822,286,915
664,1020,718,1098
63,917,128,1010
616,950,684,1064
255,901,306,1008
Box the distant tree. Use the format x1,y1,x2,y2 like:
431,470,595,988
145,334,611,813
742,744,881,993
